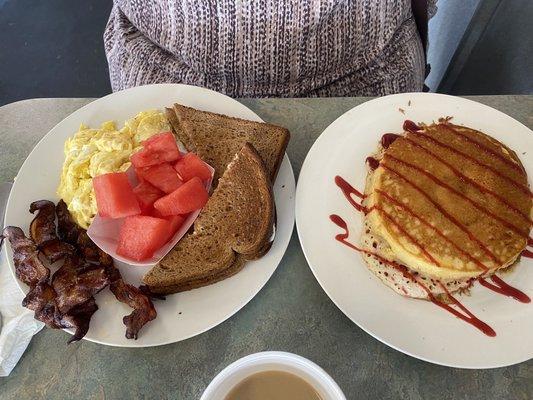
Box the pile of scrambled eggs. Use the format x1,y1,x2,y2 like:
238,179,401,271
57,110,171,228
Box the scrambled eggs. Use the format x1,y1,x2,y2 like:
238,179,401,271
57,110,170,228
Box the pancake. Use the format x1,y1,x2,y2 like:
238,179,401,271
361,119,532,299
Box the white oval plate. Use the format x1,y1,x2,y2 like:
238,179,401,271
296,93,533,368
4,84,295,347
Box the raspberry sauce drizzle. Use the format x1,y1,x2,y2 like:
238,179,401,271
374,188,489,271
334,175,439,266
380,164,502,264
408,131,532,197
329,213,496,337
366,157,380,171
403,120,421,133
381,133,401,149
334,176,366,212
384,154,529,237
479,276,530,303
439,123,525,175
523,249,533,258
399,135,532,224
369,205,442,266
432,284,496,337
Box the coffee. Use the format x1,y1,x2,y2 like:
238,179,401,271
224,370,322,400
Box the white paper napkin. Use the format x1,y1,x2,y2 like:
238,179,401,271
0,249,44,377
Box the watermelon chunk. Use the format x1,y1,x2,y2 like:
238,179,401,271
130,132,181,168
154,177,209,216
173,152,212,182
93,172,140,218
136,163,183,194
133,181,164,214
164,215,186,241
150,208,185,240
116,215,170,261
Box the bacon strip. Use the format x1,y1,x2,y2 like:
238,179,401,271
29,200,74,263
1,226,97,343
52,255,109,314
56,200,157,339
1,200,158,342
106,264,157,340
2,226,49,286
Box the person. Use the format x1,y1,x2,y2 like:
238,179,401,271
104,1,435,97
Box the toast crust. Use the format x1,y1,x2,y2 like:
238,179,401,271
170,103,289,185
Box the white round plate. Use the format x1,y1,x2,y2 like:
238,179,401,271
4,83,295,347
296,93,533,368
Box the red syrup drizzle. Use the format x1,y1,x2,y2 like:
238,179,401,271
381,133,400,149
369,205,442,266
384,154,529,237
379,163,502,264
366,157,380,171
479,276,530,303
403,120,421,133
374,189,489,272
334,174,439,266
398,135,532,224
439,123,526,175
334,175,366,212
329,213,497,337
408,131,532,197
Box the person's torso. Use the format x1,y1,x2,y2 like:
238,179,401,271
115,0,413,84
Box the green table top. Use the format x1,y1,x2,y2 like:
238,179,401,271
0,96,532,400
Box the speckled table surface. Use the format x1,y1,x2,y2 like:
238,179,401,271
0,96,532,400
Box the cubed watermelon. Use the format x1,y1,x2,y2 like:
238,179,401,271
144,132,180,156
153,177,209,216
136,163,183,194
164,215,186,241
133,181,164,214
116,215,170,261
130,132,181,168
173,152,212,182
93,172,140,218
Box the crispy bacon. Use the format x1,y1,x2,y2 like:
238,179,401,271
1,226,97,342
29,200,74,263
2,200,158,342
1,226,49,286
56,199,83,245
25,285,99,343
22,282,60,324
56,199,157,339
105,263,157,339
29,201,57,244
60,298,99,343
52,255,109,314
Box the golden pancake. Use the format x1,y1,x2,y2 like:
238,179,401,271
363,119,532,286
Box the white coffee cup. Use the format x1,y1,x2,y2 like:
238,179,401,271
201,351,346,400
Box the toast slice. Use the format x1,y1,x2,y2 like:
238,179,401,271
142,143,274,294
165,104,289,186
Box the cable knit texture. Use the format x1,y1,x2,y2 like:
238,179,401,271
104,0,429,97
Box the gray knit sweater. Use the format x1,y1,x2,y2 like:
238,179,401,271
104,0,430,97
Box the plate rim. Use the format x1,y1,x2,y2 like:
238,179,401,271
296,92,533,369
4,83,296,347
